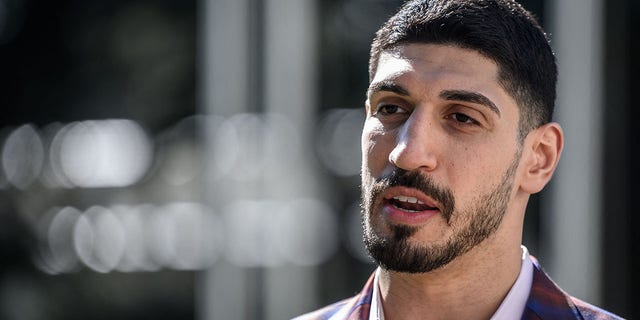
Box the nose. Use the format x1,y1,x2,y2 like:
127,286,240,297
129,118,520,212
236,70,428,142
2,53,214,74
388,114,438,172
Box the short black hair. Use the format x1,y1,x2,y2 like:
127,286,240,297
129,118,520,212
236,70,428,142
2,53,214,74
369,0,557,138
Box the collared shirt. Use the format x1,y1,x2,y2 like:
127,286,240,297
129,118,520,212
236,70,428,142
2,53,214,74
368,246,534,320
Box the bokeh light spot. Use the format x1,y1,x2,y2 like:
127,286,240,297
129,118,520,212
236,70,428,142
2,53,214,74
316,109,364,176
74,206,126,273
275,199,338,266
58,119,152,188
1,124,44,189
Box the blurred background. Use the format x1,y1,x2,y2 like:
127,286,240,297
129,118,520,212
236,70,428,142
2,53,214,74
0,0,636,319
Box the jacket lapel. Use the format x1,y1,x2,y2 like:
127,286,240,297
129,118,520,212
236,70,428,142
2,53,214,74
335,273,374,320
522,257,581,320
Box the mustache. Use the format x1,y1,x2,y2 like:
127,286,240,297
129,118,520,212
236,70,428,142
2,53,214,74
370,169,455,223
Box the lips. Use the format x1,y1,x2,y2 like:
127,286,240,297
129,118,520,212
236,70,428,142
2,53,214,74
381,187,441,212
378,186,442,226
389,195,438,212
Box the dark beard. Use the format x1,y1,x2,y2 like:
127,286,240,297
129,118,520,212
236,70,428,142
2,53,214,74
361,156,519,273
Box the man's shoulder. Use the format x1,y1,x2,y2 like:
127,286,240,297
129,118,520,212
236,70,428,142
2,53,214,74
292,272,376,320
569,296,625,320
528,256,625,320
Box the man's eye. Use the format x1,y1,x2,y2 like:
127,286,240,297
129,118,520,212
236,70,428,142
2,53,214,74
450,113,478,125
375,105,405,115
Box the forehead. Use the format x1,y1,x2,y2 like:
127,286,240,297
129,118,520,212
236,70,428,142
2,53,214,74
372,44,500,90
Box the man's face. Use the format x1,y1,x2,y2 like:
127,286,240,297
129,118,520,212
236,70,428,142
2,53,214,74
361,44,523,273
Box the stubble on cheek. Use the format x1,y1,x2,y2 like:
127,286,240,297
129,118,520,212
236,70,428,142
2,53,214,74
360,167,386,239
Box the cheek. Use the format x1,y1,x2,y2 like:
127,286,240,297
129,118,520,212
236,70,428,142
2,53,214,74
361,122,392,175
446,143,518,200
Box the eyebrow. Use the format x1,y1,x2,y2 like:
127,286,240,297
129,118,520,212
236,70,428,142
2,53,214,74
367,82,501,117
440,90,501,116
367,81,410,98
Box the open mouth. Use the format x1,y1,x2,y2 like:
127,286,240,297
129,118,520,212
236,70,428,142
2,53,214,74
388,195,439,212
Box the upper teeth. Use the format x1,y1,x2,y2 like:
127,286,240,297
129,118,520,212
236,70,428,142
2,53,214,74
393,196,424,204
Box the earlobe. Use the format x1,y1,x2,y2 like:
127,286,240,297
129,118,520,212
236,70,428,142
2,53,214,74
520,123,563,194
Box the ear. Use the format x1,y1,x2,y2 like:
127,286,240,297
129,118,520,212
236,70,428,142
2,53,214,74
519,122,563,194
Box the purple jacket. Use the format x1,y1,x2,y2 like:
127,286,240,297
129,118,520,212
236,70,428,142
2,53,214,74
294,258,623,320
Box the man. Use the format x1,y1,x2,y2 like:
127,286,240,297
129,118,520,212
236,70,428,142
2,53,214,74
295,0,623,319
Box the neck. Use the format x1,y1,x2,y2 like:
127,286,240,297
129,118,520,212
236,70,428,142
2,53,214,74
378,236,523,320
